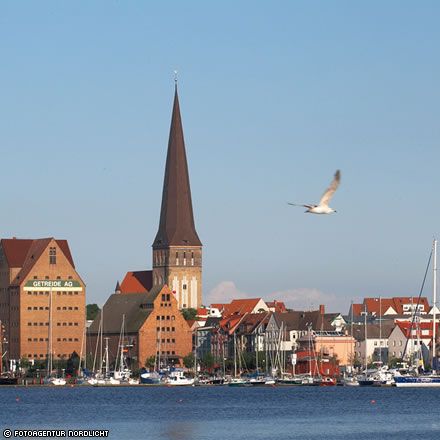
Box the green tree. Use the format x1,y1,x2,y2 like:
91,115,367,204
180,308,197,321
183,352,195,369
200,352,214,369
86,304,100,321
145,356,156,369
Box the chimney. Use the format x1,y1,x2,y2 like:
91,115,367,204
319,304,325,314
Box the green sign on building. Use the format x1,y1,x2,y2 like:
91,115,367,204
24,280,83,291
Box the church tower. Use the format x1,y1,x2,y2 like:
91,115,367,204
152,83,202,309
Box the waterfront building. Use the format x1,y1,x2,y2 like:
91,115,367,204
152,84,202,310
352,322,394,365
88,284,192,369
266,307,333,354
0,238,85,366
387,320,440,364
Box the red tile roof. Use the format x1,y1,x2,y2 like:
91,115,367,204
363,297,431,315
351,304,366,316
2,238,76,286
120,270,153,294
267,300,287,312
1,239,34,267
395,321,440,339
2,238,75,269
211,298,264,317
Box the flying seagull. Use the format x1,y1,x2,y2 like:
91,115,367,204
288,170,341,214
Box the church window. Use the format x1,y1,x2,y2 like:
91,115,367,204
183,252,186,266
176,252,179,265
183,284,187,290
191,252,194,266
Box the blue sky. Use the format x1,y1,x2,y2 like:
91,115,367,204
1,1,439,313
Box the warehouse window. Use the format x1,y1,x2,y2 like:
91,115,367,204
49,247,56,265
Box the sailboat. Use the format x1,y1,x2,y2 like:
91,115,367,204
114,315,135,383
394,239,440,387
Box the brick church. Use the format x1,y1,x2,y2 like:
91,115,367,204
89,83,201,368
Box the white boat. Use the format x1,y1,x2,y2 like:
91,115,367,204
341,376,359,386
227,377,247,387
140,371,161,384
51,377,67,386
166,369,194,386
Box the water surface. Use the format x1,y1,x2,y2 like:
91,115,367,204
1,386,439,440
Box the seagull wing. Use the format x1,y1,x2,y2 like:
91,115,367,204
287,203,315,209
317,170,341,207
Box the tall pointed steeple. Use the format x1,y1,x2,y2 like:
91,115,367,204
153,85,202,247
152,83,202,310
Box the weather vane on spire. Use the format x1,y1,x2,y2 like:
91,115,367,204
174,69,178,84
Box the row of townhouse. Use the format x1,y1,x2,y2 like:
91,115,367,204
194,299,356,374
193,295,440,375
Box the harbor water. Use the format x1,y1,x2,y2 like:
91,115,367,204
1,386,440,440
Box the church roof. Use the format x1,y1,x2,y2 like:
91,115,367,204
120,270,153,294
153,85,202,248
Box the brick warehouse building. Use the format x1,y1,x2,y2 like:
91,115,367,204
0,238,85,366
88,284,192,369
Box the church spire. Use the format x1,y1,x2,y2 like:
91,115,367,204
153,85,202,247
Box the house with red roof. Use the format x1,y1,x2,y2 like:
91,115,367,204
388,320,440,364
211,298,269,318
266,300,287,313
349,297,432,323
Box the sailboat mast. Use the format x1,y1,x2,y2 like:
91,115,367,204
433,239,437,371
47,287,53,377
234,333,237,377
379,296,382,364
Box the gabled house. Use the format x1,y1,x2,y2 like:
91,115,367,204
352,321,395,364
88,284,192,369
